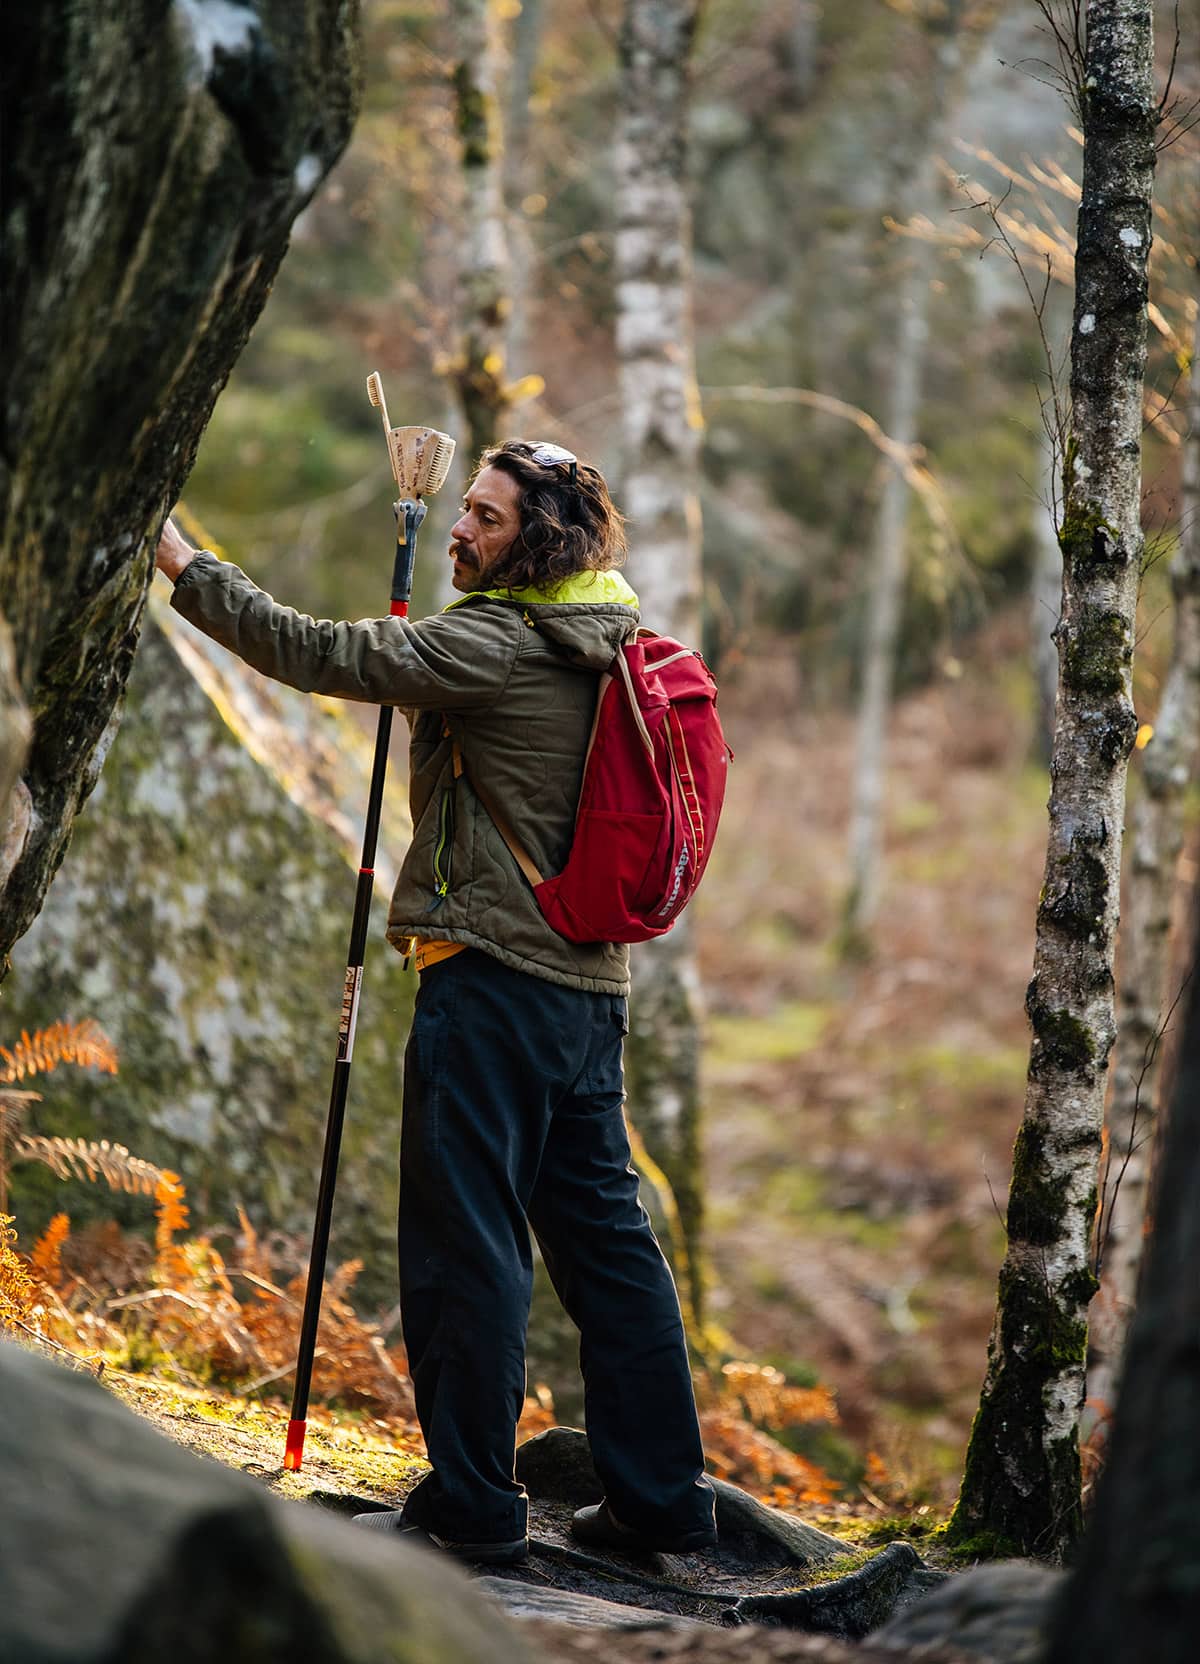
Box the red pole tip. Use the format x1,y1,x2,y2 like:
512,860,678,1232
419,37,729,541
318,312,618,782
284,1418,307,1470
390,600,409,617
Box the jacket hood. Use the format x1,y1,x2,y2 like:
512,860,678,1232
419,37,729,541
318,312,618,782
445,569,639,670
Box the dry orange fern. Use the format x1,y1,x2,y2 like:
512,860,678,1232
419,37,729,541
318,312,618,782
30,1212,71,1291
0,1214,34,1329
712,1360,839,1432
695,1358,841,1510
699,1407,841,1508
14,1135,164,1195
154,1171,191,1285
0,1021,118,1084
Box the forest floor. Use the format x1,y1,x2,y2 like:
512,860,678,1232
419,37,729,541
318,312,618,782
693,616,1055,1504
103,1369,976,1664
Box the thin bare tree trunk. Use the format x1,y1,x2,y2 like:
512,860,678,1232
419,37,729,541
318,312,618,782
841,3,967,953
1088,295,1200,1437
1031,426,1065,765
789,3,820,106
842,243,934,947
948,0,1156,1562
615,0,706,1327
503,0,544,382
448,0,512,459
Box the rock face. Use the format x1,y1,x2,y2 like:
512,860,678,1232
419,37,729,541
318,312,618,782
0,1340,535,1664
0,1,361,961
4,599,413,1298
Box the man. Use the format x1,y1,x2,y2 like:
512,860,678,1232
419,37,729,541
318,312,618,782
156,440,717,1565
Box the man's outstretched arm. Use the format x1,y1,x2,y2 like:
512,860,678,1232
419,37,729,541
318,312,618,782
155,518,519,712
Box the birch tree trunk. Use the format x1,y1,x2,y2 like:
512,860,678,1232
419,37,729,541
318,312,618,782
841,1,968,952
615,0,706,1327
0,1,360,964
947,0,1156,1561
503,0,544,382
448,0,512,459
1044,891,1200,1663
789,3,820,107
1087,295,1200,1437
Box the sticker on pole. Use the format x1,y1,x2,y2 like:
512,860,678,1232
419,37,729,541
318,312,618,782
337,966,363,1062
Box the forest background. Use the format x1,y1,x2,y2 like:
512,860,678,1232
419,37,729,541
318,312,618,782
2,0,1196,1536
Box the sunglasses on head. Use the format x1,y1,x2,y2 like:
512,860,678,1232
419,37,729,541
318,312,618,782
528,441,578,485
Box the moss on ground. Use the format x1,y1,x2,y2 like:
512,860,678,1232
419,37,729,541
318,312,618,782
706,1002,831,1068
104,1371,427,1506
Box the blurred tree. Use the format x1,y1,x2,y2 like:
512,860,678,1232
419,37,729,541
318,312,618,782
948,0,1157,1562
447,0,514,457
503,0,546,382
841,0,977,955
615,0,707,1327
1089,267,1200,1446
789,1,820,105
0,1,360,965
1043,887,1200,1663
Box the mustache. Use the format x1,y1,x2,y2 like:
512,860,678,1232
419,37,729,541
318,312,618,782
449,542,477,564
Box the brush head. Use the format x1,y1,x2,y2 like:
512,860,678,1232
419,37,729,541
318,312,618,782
366,372,385,408
386,426,456,498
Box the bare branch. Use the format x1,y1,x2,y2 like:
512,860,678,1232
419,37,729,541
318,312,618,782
1094,967,1194,1278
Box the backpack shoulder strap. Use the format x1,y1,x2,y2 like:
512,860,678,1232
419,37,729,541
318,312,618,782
450,736,547,888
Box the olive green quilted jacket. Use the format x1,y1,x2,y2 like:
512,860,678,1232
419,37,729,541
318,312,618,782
171,552,639,993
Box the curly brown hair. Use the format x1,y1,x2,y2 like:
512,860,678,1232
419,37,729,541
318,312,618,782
473,440,628,593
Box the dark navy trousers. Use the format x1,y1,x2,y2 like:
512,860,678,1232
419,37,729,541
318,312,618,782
396,947,715,1543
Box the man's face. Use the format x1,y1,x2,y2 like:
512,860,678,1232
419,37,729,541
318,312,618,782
448,465,522,593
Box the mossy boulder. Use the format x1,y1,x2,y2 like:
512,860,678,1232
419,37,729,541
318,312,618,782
0,0,361,960
4,597,412,1302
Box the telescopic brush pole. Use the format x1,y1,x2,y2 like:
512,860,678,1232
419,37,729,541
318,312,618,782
284,378,455,1471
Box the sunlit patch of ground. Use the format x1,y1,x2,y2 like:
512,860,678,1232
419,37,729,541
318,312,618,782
103,1368,427,1507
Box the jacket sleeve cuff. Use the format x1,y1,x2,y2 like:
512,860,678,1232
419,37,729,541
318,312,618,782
170,549,221,594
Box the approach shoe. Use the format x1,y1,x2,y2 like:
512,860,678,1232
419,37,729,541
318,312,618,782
352,1508,529,1565
570,1501,717,1556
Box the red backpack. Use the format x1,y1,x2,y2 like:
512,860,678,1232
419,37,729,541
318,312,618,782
463,632,731,944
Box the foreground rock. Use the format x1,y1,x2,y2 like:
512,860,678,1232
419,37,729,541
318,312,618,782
0,1341,534,1664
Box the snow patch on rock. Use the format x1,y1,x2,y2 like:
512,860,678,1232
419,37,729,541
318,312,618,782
1079,313,1096,335
294,154,322,196
1119,226,1143,247
176,0,257,78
